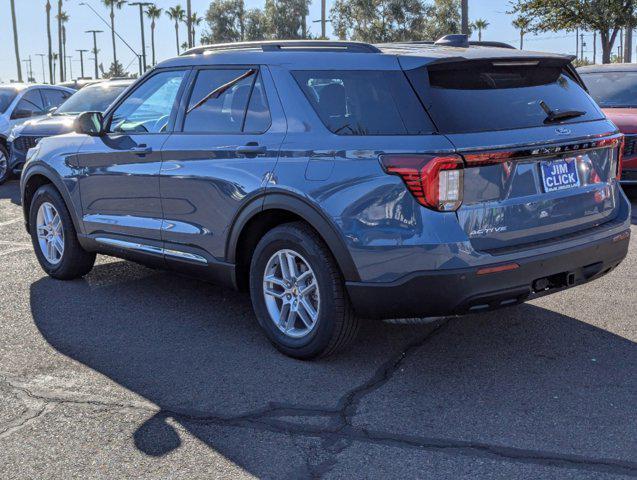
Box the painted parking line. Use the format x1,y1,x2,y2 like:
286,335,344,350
0,218,22,227
0,240,31,247
0,247,31,257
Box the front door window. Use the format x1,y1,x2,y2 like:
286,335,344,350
109,70,187,134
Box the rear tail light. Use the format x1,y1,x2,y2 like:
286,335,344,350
617,135,625,180
380,155,464,211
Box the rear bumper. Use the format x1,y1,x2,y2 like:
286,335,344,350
346,229,631,319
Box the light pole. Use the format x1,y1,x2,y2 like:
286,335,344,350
86,30,103,79
22,59,32,83
65,55,73,80
129,2,152,72
36,54,47,83
76,49,88,78
79,2,142,75
186,0,192,48
321,0,326,39
461,0,469,36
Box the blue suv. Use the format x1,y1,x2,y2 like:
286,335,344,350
20,39,632,358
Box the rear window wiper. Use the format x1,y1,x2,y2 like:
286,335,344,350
540,100,585,123
187,69,256,114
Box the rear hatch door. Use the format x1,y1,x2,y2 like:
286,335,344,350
404,56,622,252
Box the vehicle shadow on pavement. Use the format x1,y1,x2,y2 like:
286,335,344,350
29,260,637,477
0,180,21,206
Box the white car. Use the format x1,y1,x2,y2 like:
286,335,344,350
0,84,74,181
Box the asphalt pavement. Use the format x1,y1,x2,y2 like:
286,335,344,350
0,179,635,479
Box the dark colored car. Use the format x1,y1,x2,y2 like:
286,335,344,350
19,39,631,358
578,64,637,185
3,79,133,183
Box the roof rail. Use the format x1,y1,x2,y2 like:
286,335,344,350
469,41,516,49
182,40,381,56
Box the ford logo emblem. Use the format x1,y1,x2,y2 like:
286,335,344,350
555,127,571,135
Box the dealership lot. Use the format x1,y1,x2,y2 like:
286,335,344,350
0,179,635,479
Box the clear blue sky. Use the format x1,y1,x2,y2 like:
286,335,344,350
0,0,601,83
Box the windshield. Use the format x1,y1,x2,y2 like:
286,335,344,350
0,88,18,114
55,83,128,115
579,71,637,108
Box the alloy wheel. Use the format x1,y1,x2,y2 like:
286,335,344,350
262,249,320,339
0,150,7,179
36,202,64,264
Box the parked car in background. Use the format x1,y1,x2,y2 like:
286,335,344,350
20,39,631,359
0,84,74,183
57,77,131,90
2,79,133,183
579,64,637,185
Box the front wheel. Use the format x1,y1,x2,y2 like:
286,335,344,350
0,144,11,185
249,222,360,359
29,184,96,279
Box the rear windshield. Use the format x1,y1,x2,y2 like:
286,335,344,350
292,70,435,135
406,60,604,134
579,71,637,108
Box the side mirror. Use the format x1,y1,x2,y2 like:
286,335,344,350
75,111,104,136
48,106,58,114
11,108,33,120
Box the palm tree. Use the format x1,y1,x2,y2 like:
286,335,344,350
145,4,162,66
473,18,489,42
166,5,186,55
187,13,203,46
57,11,69,79
103,1,127,66
52,53,58,82
512,16,531,50
46,1,53,83
57,0,64,82
10,0,23,82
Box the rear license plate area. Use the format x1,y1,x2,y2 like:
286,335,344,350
540,157,580,192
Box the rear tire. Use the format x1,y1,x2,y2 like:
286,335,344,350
249,222,360,359
0,144,11,185
29,184,96,280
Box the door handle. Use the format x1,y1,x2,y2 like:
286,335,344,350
236,143,267,156
130,145,153,155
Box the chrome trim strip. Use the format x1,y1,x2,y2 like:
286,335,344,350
95,237,163,256
95,237,208,264
163,248,208,264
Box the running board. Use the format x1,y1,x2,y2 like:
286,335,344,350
95,237,208,265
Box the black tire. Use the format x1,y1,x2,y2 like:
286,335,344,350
0,143,11,185
249,222,360,359
29,184,96,280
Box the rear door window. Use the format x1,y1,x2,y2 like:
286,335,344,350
292,70,434,135
406,60,604,134
182,68,271,134
12,89,45,118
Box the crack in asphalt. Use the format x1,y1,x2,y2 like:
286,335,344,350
2,319,636,478
0,380,53,440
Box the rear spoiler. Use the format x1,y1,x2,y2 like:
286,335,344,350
398,55,589,92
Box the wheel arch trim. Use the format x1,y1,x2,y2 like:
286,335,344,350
226,192,361,282
21,165,82,236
